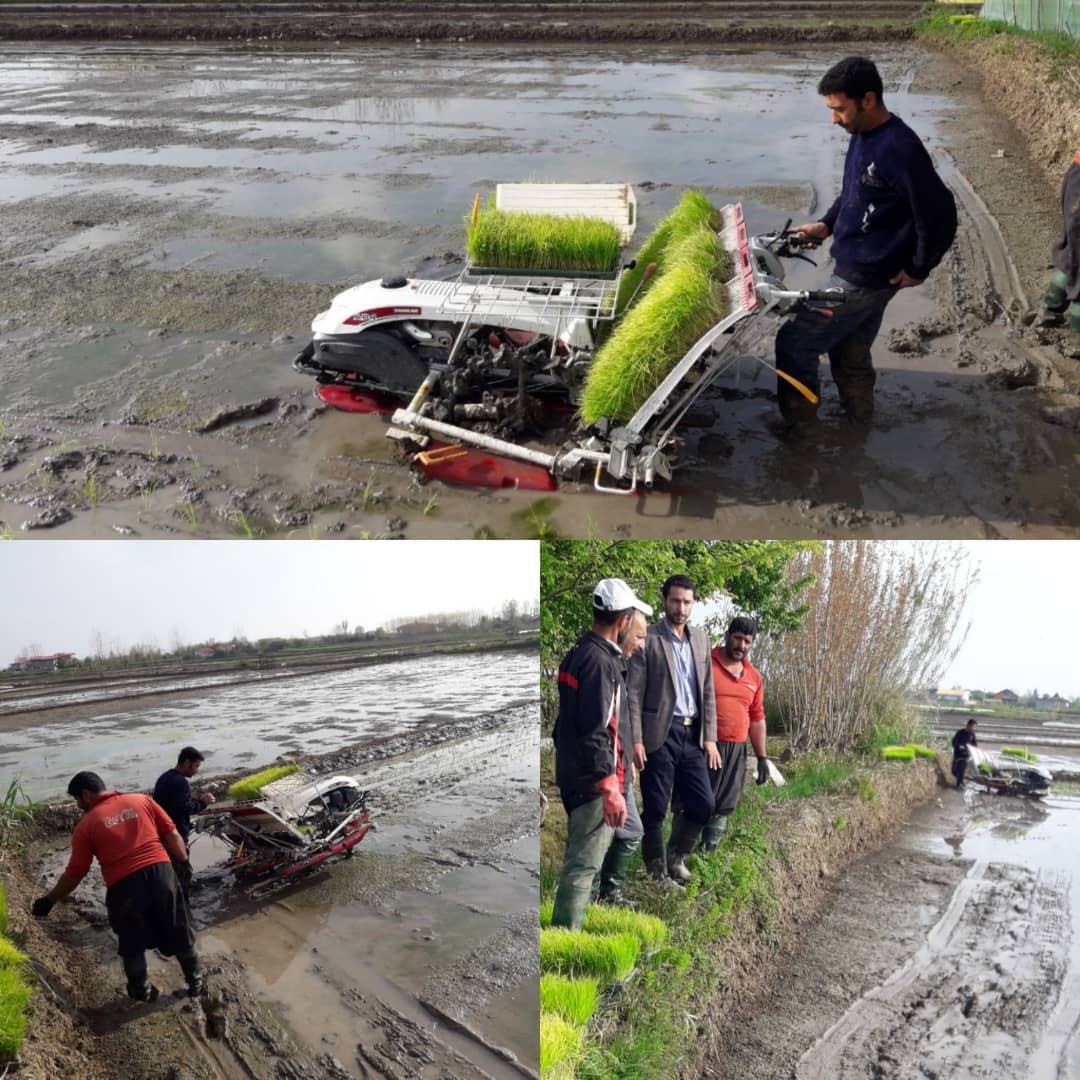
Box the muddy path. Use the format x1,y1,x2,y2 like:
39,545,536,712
705,786,1080,1080
0,0,941,44
0,42,1076,538
16,703,540,1079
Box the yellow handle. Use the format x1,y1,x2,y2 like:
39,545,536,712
470,193,480,227
776,368,819,405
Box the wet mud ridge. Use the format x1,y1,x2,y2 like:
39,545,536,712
0,0,952,44
12,706,540,1079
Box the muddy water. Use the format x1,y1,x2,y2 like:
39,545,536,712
194,709,539,1076
713,788,1080,1079
2,647,537,799
1,43,1076,537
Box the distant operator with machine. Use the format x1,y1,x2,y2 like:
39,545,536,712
32,771,204,1002
776,55,957,428
951,718,978,789
153,745,215,900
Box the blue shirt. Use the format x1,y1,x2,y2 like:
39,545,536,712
822,114,957,289
660,620,697,719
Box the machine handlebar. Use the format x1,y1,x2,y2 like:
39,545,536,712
803,288,847,305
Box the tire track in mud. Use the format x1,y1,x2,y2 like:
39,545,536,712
797,863,1072,1079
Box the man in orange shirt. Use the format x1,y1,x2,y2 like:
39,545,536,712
32,771,203,1002
702,617,771,851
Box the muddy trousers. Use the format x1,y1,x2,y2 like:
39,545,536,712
1049,161,1080,309
774,275,899,422
951,755,967,787
594,779,643,902
122,946,201,1001
551,796,613,930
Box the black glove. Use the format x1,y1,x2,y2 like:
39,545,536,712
756,757,770,786
31,896,54,918
175,861,193,886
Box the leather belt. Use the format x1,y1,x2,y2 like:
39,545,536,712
678,716,696,726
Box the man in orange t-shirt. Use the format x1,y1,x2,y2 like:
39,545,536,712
701,617,771,851
32,771,203,1002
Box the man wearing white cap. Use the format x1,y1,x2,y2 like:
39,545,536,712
550,578,654,929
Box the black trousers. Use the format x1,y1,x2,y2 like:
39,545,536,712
1052,161,1080,301
951,755,967,785
105,861,194,958
640,721,714,830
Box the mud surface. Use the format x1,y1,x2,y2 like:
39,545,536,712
708,784,1080,1079
15,700,539,1078
0,41,1076,538
0,0,936,44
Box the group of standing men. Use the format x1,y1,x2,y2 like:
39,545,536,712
31,748,215,1002
551,574,772,928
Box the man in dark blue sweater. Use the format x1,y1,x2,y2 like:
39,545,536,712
775,56,957,427
153,746,215,899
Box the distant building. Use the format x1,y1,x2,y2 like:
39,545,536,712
193,646,217,659
9,653,76,673
1035,694,1070,711
991,689,1020,704
931,687,971,705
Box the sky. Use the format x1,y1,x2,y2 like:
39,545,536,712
940,540,1079,698
0,541,538,660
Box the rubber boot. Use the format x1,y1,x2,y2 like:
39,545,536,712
835,380,875,425
666,815,703,883
642,826,683,892
699,814,728,853
1043,270,1070,313
122,952,159,1003
178,947,204,998
597,838,639,907
1069,301,1080,335
776,381,819,439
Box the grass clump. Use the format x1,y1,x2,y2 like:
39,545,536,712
228,764,300,801
615,190,721,311
540,973,599,1027
0,939,26,969
466,210,621,273
0,966,30,1063
1002,747,1037,761
540,1011,587,1079
540,901,669,953
882,745,915,762
540,928,640,983
582,224,729,424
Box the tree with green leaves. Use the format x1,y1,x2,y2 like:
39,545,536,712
540,541,814,730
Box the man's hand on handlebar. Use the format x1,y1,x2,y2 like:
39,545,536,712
791,222,829,246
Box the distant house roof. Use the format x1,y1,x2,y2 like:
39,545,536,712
23,653,74,662
934,688,969,698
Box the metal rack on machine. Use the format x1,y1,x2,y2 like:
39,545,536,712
426,263,626,364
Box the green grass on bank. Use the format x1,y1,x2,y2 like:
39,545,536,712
540,747,909,1079
918,9,1080,74
0,883,30,1064
227,764,300,801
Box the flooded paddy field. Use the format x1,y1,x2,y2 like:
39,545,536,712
1,646,537,800
929,707,1080,776
14,658,539,1078
0,42,1077,538
706,779,1080,1079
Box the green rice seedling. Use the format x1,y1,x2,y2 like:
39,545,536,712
540,897,554,928
540,973,599,1027
1001,747,1037,761
0,964,30,1062
907,744,937,760
466,210,621,273
616,190,722,311
540,928,640,983
882,746,915,762
540,1011,586,1080
578,905,669,952
582,225,729,424
0,938,27,969
978,762,996,776
228,764,300,801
